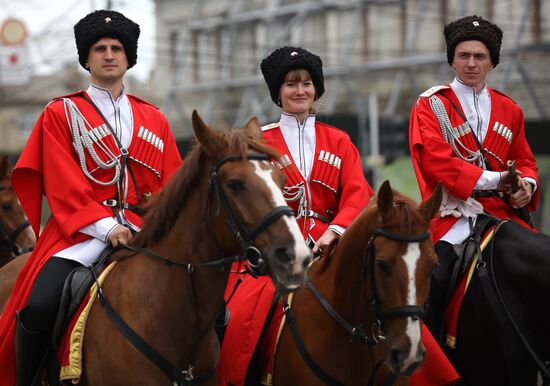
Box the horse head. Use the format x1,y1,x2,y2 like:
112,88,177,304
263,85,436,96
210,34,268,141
191,111,312,293
369,180,442,375
0,155,35,260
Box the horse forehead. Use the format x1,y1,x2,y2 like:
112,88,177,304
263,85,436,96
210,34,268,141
251,160,286,206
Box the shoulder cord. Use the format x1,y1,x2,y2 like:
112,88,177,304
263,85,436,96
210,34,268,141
282,183,306,220
428,95,484,168
78,95,143,208
63,98,120,186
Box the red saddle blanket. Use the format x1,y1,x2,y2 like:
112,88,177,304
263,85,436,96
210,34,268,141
218,274,460,386
57,262,117,383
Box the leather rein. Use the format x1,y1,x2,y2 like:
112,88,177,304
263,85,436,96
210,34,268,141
475,220,550,381
283,225,430,386
93,153,295,386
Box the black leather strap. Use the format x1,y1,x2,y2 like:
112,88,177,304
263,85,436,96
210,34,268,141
476,221,550,379
283,301,347,386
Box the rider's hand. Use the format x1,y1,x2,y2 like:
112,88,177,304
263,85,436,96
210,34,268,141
497,171,519,194
509,179,533,208
312,229,339,256
107,225,132,247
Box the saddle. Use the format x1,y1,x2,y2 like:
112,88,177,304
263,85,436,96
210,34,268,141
446,214,499,304
51,247,113,347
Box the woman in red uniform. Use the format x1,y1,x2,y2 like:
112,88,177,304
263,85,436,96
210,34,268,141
217,46,374,386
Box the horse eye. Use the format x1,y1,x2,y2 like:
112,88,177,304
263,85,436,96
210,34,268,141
1,203,12,211
376,259,391,274
226,180,245,192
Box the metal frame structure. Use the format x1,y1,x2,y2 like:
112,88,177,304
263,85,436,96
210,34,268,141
156,0,548,139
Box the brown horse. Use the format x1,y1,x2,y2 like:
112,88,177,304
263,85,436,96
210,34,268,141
0,155,35,268
271,181,442,386
64,111,312,386
0,252,30,312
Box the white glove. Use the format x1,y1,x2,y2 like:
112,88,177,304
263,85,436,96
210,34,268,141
440,188,484,218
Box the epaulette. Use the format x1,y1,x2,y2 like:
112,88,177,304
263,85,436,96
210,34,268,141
490,88,518,105
419,85,450,98
50,90,87,102
127,94,159,109
261,123,279,131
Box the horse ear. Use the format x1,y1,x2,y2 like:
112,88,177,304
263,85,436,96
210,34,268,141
419,182,443,222
0,155,8,179
243,117,262,141
191,110,224,157
377,180,394,221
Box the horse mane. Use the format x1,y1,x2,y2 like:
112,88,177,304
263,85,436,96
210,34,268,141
132,128,281,247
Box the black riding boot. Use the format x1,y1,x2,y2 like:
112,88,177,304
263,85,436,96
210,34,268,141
425,241,459,346
15,310,51,386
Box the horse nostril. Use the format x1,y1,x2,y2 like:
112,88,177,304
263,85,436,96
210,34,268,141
274,247,293,264
389,348,404,370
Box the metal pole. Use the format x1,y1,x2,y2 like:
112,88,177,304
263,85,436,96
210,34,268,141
367,93,383,188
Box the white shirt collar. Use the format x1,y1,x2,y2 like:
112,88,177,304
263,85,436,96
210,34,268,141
451,76,488,96
278,112,316,180
86,83,133,148
87,83,126,102
450,77,491,142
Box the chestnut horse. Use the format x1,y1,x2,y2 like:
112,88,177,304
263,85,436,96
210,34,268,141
76,111,311,386
449,218,550,386
0,111,312,385
271,181,442,386
0,155,35,268
0,253,30,311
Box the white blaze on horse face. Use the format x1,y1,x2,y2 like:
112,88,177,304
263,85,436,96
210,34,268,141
402,242,423,369
252,161,310,274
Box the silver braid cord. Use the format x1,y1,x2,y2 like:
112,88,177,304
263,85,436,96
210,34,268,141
63,98,120,186
429,95,484,168
283,183,306,220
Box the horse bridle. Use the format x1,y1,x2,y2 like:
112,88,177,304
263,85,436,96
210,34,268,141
96,153,296,386
282,225,431,386
0,184,32,256
368,227,430,326
208,154,295,276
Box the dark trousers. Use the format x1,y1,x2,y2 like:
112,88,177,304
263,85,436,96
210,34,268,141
426,240,459,344
20,256,82,332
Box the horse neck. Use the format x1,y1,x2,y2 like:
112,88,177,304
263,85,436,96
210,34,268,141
137,182,231,335
308,206,378,322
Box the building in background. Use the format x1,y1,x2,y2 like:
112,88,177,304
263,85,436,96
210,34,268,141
151,0,549,230
1,0,548,229
152,0,549,150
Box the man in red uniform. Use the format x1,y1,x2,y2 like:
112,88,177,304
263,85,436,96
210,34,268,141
0,10,182,386
409,15,539,345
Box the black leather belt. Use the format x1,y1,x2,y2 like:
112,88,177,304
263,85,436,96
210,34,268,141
471,190,504,198
304,210,332,224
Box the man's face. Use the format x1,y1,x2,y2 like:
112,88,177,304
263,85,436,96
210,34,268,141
86,37,128,85
452,40,494,91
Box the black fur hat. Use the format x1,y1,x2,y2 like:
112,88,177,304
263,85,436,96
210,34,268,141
260,46,324,105
74,10,140,71
444,15,503,67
